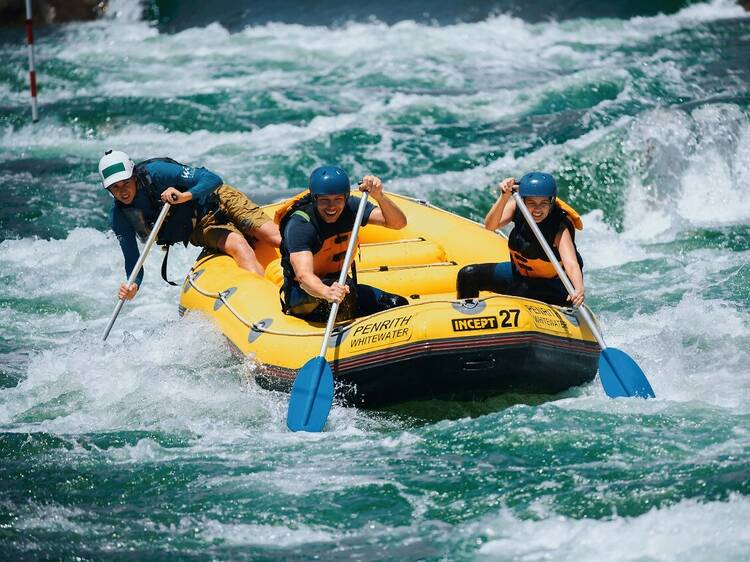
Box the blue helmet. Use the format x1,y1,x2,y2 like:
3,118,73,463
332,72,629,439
309,166,350,197
519,172,557,198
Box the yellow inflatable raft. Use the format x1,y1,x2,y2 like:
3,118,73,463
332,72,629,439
178,193,600,407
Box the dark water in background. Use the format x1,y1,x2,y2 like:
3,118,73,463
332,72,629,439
1,0,750,560
148,0,689,30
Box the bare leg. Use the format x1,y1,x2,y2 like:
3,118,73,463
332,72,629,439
218,231,265,275
251,221,282,248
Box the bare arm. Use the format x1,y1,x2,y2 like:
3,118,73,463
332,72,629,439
484,177,517,231
360,175,407,229
557,229,585,306
289,250,349,303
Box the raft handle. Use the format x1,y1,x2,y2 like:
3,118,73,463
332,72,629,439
462,355,496,372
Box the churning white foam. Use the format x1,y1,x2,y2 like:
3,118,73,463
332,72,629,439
622,104,750,239
476,494,750,562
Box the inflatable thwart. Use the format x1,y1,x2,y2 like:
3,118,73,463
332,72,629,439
178,192,600,407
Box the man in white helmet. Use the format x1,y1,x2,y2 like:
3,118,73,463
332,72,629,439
99,150,280,300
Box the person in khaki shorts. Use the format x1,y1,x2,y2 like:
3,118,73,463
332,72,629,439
191,184,281,271
99,150,280,301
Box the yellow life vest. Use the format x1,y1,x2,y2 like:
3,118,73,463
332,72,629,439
274,189,310,225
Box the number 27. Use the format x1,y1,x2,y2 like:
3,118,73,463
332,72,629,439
499,309,520,328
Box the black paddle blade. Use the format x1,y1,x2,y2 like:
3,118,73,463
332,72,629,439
287,356,335,432
599,347,655,399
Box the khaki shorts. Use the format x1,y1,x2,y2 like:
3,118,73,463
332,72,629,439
190,185,272,249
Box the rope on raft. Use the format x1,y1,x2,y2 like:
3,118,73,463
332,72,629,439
186,271,330,337
185,270,485,338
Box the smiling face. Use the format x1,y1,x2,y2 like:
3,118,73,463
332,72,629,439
107,176,137,205
314,194,347,223
523,196,553,223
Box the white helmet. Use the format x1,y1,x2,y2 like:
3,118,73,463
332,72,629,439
99,149,134,189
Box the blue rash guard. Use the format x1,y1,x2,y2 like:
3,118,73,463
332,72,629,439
110,159,223,287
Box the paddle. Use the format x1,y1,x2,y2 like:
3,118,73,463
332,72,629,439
512,192,655,398
102,201,172,341
287,191,370,432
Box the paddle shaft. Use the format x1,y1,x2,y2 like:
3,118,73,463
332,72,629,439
317,191,370,357
512,193,606,349
297,192,370,427
102,202,172,341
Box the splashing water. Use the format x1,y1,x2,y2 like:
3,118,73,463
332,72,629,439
1,0,749,559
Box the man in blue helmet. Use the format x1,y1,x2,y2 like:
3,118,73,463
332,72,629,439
456,172,586,307
278,166,408,321
99,150,281,301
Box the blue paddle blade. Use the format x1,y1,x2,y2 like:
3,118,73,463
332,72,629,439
599,347,655,399
287,356,335,432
